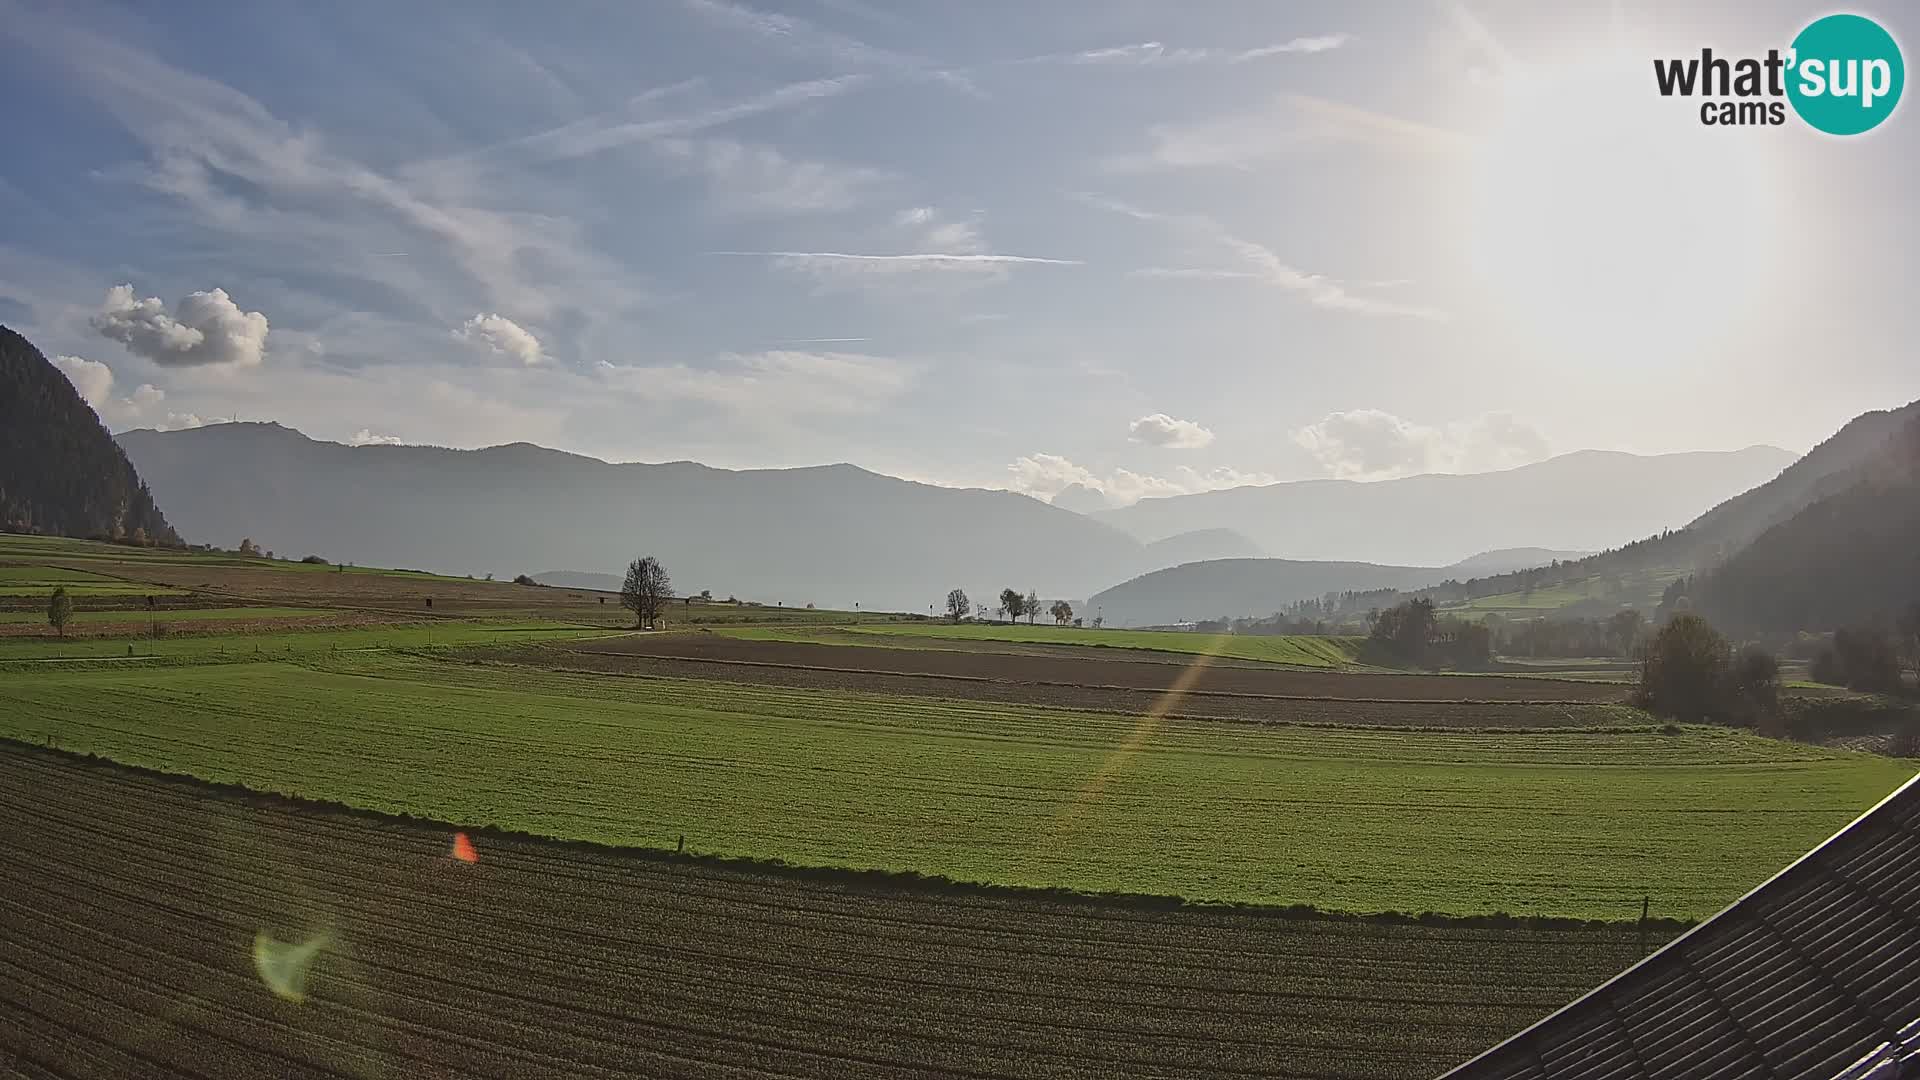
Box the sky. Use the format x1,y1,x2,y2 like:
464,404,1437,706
2,0,1916,506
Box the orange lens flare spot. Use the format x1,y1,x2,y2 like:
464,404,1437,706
451,831,478,863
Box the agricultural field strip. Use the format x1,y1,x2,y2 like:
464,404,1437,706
555,646,1623,709
32,654,1827,768
723,625,1361,668
5,785,1615,1004
0,656,1900,922
530,651,1637,731
0,749,1645,1079
0,862,1500,1071
0,606,336,625
0,764,1512,1076
344,656,1821,765
0,624,618,661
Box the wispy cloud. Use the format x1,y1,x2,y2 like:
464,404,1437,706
32,18,640,324
1083,195,1442,320
1018,34,1351,67
651,136,890,215
1105,92,1463,172
682,0,977,93
597,349,912,417
715,251,1083,283
437,77,867,172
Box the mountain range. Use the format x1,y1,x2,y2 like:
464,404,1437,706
1409,398,1920,625
111,419,1790,615
1085,548,1590,628
1089,446,1796,565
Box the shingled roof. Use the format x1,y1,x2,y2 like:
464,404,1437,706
1440,772,1920,1080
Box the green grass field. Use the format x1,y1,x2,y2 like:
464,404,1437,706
0,621,614,660
0,533,471,582
1,651,1906,920
0,605,332,626
1438,569,1688,622
727,622,1364,666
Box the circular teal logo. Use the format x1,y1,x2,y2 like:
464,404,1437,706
1787,14,1904,135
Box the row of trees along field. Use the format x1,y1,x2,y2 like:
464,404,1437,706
1632,611,1919,755
942,587,1081,627
1360,599,1492,669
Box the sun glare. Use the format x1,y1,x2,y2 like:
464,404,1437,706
1469,50,1779,361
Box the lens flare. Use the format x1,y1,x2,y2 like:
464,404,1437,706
451,831,478,863
252,932,329,1003
1051,638,1224,836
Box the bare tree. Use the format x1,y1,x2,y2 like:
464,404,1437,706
999,588,1023,624
621,556,673,629
945,588,970,623
1050,599,1073,626
1025,590,1040,625
47,586,73,638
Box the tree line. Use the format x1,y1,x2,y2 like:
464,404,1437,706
944,587,1079,627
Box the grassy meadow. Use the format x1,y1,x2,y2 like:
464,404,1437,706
1,650,1908,919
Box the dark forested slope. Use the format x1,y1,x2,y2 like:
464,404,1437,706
1696,411,1920,632
0,326,178,544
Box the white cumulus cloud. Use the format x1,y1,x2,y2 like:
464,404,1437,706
53,355,115,406
52,354,207,431
90,284,269,367
1128,413,1215,449
348,428,405,446
1007,453,1272,507
454,313,544,366
1292,409,1550,481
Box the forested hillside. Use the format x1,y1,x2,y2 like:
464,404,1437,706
1696,411,1920,632
1410,400,1920,616
0,326,178,544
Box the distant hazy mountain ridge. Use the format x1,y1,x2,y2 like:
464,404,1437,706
117,421,1802,615
1094,447,1796,565
1086,548,1590,627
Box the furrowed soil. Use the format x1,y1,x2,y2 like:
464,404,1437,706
534,632,1631,728
0,743,1665,1080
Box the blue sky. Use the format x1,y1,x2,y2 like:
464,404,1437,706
3,0,1915,504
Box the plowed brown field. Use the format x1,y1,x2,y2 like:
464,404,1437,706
515,633,1636,729
0,743,1660,1080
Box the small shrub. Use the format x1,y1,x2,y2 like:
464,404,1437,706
512,574,538,586
300,554,328,565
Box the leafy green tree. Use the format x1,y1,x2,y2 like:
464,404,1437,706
945,588,969,623
1606,609,1646,657
1724,645,1781,723
999,588,1023,624
1632,613,1730,721
1050,599,1073,626
620,556,672,629
46,586,73,638
1816,627,1904,693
